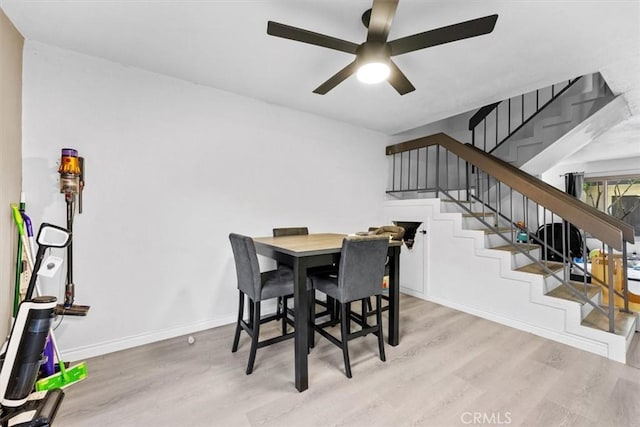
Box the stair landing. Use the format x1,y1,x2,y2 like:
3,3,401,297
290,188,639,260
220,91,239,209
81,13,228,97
582,308,637,337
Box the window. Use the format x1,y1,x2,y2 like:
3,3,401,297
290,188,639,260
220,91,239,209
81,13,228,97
582,175,640,236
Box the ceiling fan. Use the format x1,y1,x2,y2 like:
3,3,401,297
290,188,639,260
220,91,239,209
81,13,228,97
267,0,498,95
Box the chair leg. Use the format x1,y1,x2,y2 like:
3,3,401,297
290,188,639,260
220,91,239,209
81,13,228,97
281,296,288,336
246,301,261,375
327,296,337,321
309,289,315,349
340,302,352,378
232,291,245,352
248,300,255,329
276,296,282,319
376,295,386,362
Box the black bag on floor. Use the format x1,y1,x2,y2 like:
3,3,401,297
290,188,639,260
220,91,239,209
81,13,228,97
535,223,584,261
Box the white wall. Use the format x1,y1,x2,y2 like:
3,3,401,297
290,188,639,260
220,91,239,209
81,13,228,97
21,42,390,359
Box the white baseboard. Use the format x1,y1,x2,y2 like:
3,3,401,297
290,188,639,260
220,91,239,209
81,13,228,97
399,287,425,299
61,314,237,361
426,295,611,360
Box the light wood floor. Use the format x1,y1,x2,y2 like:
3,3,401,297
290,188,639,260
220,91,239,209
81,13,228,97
56,295,640,426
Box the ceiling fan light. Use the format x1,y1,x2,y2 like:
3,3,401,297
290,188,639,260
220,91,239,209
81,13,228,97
357,62,390,84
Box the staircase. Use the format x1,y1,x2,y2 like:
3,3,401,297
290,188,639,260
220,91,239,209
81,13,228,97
469,73,616,169
439,197,636,362
384,134,638,363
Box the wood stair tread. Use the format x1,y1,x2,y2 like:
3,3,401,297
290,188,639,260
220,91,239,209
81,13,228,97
492,243,540,253
515,261,564,275
581,307,637,336
483,227,514,235
462,212,495,218
441,199,474,204
546,282,600,304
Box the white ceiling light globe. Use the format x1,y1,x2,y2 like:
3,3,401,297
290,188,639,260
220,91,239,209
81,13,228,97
356,62,390,84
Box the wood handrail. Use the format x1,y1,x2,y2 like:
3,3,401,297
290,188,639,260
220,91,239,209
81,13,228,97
386,133,635,249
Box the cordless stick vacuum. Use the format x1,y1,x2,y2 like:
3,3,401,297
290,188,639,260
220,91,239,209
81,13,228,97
56,149,90,316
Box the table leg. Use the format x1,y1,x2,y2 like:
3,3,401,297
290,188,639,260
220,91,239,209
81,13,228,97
293,260,309,392
388,245,400,346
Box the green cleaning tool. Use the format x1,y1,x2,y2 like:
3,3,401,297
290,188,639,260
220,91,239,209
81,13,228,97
35,329,88,391
11,202,28,315
11,202,25,315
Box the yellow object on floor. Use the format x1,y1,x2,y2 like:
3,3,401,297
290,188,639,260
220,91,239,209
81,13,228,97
591,255,640,311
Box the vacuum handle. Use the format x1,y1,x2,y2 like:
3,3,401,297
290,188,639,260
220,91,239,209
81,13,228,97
78,156,85,214
24,245,47,301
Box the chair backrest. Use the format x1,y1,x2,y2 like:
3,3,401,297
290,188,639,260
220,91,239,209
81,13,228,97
273,228,309,270
229,233,262,300
273,227,309,237
337,236,389,303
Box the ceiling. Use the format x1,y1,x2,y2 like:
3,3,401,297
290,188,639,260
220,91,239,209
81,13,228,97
1,0,639,136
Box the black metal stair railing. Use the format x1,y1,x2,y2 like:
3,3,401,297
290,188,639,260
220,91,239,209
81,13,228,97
386,133,636,334
468,77,582,155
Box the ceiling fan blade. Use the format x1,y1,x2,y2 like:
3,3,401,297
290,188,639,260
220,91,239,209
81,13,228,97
267,21,359,55
313,61,358,95
367,0,399,43
387,60,415,95
388,14,498,56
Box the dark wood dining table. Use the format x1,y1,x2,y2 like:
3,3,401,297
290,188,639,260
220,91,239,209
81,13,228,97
253,233,402,392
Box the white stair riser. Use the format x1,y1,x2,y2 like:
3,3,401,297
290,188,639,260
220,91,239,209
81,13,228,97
580,291,601,318
509,248,541,268
462,214,497,229
439,201,476,213
544,273,564,293
484,231,516,248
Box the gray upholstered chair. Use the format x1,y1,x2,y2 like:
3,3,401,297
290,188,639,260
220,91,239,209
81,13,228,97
272,227,337,323
309,236,389,378
272,226,309,237
272,227,308,323
229,233,295,375
364,225,405,316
